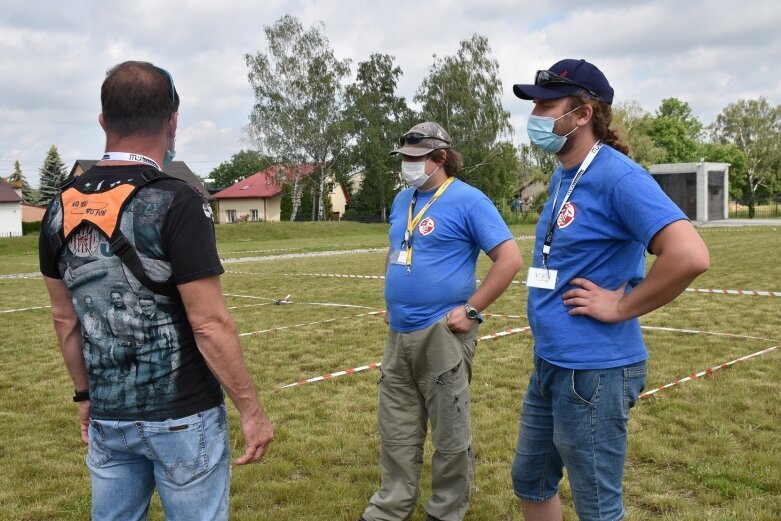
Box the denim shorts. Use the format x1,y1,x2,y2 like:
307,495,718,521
511,356,646,521
87,404,230,521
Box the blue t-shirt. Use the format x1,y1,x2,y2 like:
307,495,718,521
528,145,687,369
385,178,513,332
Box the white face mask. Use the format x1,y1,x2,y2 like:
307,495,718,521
401,159,430,187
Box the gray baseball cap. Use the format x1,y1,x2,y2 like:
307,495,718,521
390,121,452,156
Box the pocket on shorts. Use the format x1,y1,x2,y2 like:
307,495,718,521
87,420,116,468
140,409,225,486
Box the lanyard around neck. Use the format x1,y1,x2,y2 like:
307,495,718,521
402,176,455,274
541,141,602,268
102,152,162,171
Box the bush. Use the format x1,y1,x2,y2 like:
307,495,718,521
22,221,42,235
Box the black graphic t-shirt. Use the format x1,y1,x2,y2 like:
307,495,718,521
39,165,224,421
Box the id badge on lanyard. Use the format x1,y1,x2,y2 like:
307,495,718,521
526,267,558,289
526,141,602,291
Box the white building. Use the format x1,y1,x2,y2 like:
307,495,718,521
0,179,23,237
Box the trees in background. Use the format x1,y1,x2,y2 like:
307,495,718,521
209,150,271,189
38,145,67,205
612,100,665,167
415,34,515,204
342,54,416,222
648,98,703,163
245,14,351,221
232,16,781,221
711,97,781,218
8,159,39,204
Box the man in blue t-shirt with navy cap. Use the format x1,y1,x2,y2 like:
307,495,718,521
509,59,710,520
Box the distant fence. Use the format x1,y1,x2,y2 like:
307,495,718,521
729,197,781,219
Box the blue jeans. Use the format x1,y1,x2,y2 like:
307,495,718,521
87,404,230,521
511,356,646,521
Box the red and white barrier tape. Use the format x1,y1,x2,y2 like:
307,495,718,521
281,363,382,388
294,273,385,280
280,326,531,388
684,288,780,297
640,344,779,399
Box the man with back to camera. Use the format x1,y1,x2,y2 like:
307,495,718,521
359,121,523,521
510,59,709,520
39,60,273,520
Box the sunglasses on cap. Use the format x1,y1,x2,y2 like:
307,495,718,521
535,70,598,98
156,66,177,108
399,132,451,147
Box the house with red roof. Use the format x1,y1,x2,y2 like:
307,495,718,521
213,164,349,222
0,178,23,237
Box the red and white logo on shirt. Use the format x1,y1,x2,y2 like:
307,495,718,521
418,217,436,235
556,202,576,229
69,226,100,257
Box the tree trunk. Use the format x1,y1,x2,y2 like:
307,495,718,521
317,165,326,221
290,178,301,221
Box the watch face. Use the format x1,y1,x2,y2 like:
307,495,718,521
465,305,478,319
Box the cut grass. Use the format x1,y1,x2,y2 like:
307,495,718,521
0,222,779,520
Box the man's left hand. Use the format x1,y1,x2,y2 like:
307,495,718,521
563,278,628,323
446,306,474,333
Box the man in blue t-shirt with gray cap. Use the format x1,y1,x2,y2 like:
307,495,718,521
509,59,710,520
358,121,522,521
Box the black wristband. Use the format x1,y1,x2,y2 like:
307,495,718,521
73,389,90,402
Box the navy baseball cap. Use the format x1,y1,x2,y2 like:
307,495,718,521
513,59,614,105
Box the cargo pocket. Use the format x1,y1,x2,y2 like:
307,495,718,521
430,322,472,453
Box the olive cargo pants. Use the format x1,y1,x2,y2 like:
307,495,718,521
362,316,478,521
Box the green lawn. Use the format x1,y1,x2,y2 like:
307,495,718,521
0,222,779,520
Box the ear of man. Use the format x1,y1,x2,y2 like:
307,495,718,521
430,149,447,164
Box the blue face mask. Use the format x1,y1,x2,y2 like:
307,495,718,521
527,105,582,153
164,147,175,165
164,135,176,165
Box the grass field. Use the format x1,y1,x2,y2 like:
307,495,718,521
0,222,779,520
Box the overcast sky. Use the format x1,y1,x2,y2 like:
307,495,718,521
2,0,780,187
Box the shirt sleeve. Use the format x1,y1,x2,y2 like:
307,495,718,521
611,170,688,248
38,204,61,279
466,196,514,254
162,188,224,285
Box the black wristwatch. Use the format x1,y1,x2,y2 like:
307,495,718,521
464,303,479,320
73,389,90,402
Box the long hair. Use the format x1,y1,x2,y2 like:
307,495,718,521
571,94,630,156
429,148,464,177
101,61,179,137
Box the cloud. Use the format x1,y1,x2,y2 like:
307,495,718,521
1,0,779,186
